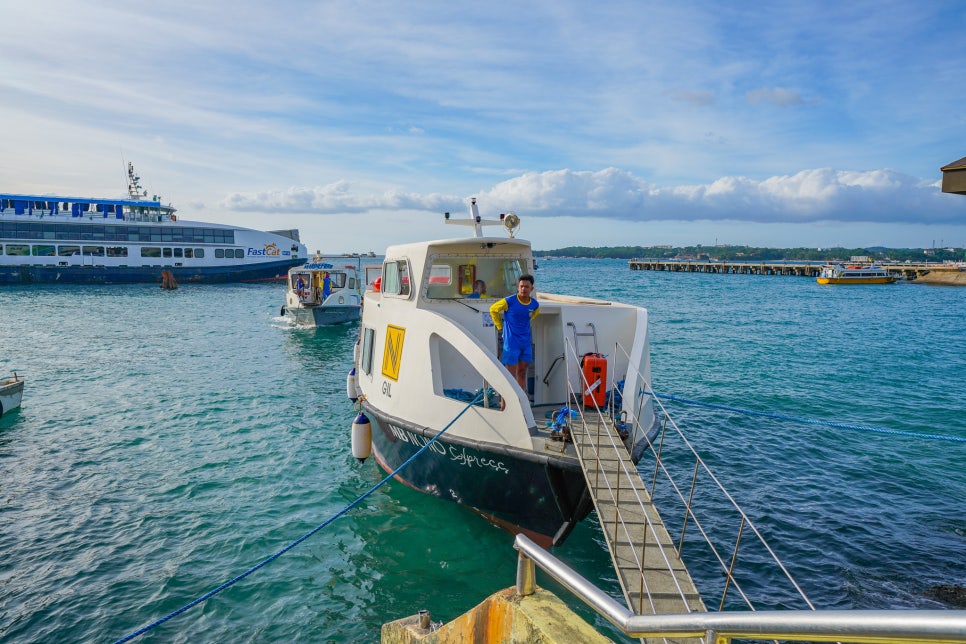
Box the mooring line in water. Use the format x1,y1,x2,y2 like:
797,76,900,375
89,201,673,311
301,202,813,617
112,393,484,644
654,393,966,443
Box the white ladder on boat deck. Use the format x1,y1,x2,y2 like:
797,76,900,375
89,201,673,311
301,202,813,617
568,321,599,356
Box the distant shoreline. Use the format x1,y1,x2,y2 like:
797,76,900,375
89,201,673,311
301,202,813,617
535,244,964,264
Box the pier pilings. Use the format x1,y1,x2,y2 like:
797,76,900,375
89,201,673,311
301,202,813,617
627,259,963,282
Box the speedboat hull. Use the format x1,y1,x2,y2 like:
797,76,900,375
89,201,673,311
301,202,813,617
286,303,361,327
364,403,593,547
0,376,24,417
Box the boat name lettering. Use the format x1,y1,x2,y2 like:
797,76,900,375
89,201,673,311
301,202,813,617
248,243,291,257
304,263,334,269
448,446,509,474
387,424,447,455
382,381,392,397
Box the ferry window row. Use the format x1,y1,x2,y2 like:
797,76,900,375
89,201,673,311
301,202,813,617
0,222,234,244
0,201,166,219
2,244,208,259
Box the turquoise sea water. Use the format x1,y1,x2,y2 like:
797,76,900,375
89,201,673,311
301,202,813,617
1,259,964,642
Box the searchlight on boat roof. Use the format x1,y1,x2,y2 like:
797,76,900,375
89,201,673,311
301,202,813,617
443,197,519,238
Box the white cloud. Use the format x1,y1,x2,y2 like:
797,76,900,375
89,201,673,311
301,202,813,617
221,167,966,226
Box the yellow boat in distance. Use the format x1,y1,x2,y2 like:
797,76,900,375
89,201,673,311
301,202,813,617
816,263,898,284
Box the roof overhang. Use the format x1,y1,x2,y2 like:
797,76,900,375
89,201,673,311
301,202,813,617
941,156,966,195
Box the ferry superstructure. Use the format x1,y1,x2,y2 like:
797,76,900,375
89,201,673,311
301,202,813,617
0,164,306,284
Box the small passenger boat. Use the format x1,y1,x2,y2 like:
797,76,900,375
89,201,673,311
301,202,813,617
0,373,24,418
347,200,660,547
817,263,898,284
1,163,307,284
281,257,364,326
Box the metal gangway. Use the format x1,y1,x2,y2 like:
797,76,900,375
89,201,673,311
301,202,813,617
571,404,706,618
533,340,966,643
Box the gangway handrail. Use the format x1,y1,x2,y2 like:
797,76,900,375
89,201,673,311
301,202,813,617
514,533,966,643
609,339,813,611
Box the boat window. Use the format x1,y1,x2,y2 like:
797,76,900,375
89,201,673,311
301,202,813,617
215,248,225,258
141,247,162,258
107,246,128,258
163,248,173,258
83,246,105,257
382,260,411,298
31,245,55,256
423,256,528,300
58,245,80,256
195,248,204,258
174,248,183,258
5,244,29,256
184,248,194,258
329,272,347,288
361,327,376,375
430,334,501,409
426,264,455,298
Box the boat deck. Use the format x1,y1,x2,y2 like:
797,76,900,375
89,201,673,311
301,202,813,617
571,412,706,620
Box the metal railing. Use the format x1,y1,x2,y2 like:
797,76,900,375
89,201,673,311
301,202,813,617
515,533,966,643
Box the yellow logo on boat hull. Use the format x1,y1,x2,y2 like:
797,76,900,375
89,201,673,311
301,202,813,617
382,325,405,381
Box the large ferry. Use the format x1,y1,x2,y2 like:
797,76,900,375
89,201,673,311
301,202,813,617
0,164,307,284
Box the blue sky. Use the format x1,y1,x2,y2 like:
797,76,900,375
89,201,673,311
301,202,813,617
3,1,966,252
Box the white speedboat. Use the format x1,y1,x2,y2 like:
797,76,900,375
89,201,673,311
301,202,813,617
0,163,307,284
817,263,898,284
282,257,363,326
1,373,24,417
347,200,659,547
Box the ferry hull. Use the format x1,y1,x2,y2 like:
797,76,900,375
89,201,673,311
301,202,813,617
0,258,302,285
364,404,593,547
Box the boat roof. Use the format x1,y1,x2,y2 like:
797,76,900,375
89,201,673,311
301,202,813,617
384,235,531,259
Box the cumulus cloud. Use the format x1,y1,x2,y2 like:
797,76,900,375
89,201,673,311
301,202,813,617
222,181,463,214
223,168,965,225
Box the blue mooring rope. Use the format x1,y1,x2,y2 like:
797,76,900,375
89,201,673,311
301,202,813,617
113,392,483,643
654,393,966,444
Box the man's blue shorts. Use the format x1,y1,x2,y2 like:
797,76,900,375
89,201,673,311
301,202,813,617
502,340,533,366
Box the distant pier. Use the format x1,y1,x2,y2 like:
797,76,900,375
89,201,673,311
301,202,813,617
628,259,964,281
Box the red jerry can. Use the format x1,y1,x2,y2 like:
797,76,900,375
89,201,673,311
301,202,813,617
581,353,607,407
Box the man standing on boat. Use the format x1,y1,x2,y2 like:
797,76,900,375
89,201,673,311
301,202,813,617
490,274,539,392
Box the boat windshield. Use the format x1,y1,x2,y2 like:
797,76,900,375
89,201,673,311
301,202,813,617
425,256,527,299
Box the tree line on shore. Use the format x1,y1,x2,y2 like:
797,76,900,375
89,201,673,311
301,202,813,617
534,245,966,263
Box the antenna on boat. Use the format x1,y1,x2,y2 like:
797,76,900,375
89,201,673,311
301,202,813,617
443,198,518,238
127,162,146,201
